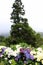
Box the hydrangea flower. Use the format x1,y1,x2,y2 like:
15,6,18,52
41,60,43,64
24,48,34,60
15,48,34,62
0,45,43,65
0,47,6,57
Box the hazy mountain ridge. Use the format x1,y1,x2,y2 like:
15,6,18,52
0,32,43,37
0,33,10,37
38,32,43,38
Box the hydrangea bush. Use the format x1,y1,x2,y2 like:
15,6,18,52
0,45,43,65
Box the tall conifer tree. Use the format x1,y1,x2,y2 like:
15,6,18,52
10,0,36,47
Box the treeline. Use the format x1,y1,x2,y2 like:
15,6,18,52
0,31,43,47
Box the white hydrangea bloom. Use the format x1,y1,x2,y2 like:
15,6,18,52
9,60,12,64
35,51,43,61
17,47,22,53
4,57,7,60
41,60,43,64
30,50,36,55
8,50,18,57
0,46,6,49
5,47,12,54
16,45,20,48
37,47,42,52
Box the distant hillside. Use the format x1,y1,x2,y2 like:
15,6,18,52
0,33,10,37
39,32,43,38
0,32,43,38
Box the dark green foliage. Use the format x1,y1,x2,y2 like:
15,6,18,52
0,36,5,42
11,0,26,23
35,33,43,47
5,36,13,46
10,0,37,47
0,36,6,46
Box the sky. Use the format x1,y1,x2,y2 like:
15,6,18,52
0,0,43,34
